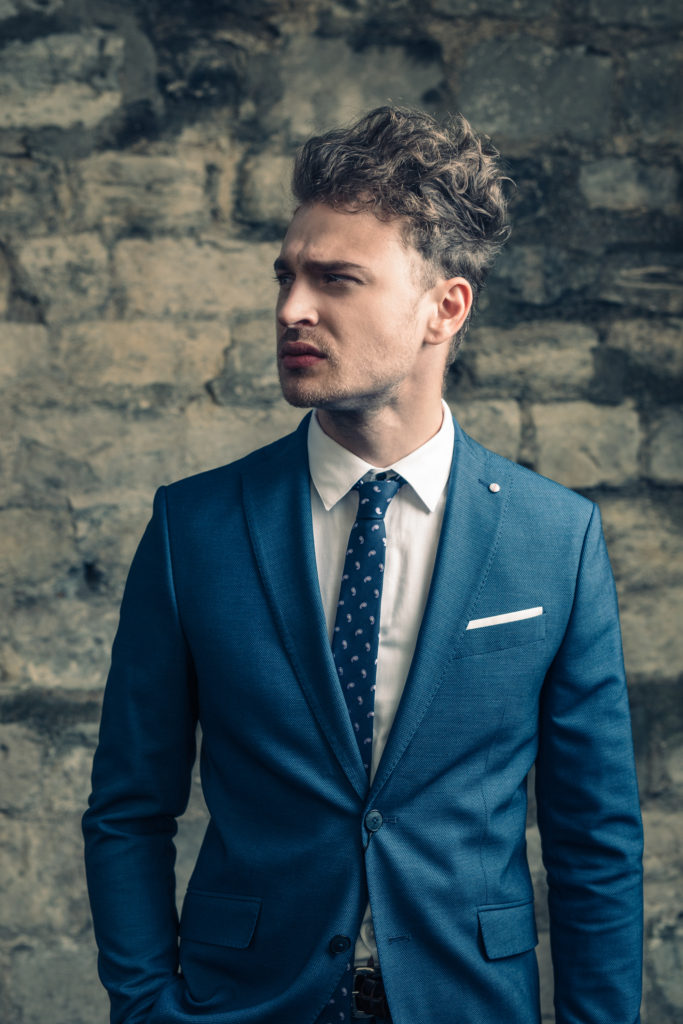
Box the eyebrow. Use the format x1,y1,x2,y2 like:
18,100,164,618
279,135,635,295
273,257,369,275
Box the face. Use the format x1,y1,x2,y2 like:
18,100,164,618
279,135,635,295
274,202,440,414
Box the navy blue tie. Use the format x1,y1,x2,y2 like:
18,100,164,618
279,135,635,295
319,473,403,1024
331,474,404,777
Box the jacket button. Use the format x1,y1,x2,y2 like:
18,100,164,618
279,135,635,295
329,934,351,954
365,809,383,832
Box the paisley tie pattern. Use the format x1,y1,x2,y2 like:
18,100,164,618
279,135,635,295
331,474,404,777
318,474,403,1024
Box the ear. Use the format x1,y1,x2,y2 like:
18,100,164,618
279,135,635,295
424,277,473,346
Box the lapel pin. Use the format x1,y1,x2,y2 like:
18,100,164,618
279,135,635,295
488,482,501,493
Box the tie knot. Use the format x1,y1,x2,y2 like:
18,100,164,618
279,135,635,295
355,475,404,520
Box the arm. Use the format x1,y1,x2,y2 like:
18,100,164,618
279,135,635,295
82,487,198,1024
535,504,643,1024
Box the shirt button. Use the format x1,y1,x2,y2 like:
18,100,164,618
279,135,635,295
489,482,501,493
365,809,383,832
329,934,351,954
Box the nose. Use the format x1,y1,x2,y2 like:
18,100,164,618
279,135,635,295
276,278,319,328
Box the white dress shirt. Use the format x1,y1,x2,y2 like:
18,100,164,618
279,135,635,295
307,402,455,966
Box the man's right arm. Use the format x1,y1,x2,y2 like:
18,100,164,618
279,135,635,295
82,486,198,1024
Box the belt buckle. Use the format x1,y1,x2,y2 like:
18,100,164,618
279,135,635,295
352,966,384,1020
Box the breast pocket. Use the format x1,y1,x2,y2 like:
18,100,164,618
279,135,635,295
458,612,546,657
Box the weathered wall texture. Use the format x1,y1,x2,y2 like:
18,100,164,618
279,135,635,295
0,1,681,1021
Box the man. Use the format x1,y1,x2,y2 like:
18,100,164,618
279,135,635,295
83,106,643,1024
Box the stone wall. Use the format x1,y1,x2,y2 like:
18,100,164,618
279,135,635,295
0,1,681,1021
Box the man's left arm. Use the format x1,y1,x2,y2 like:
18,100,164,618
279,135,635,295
535,503,643,1024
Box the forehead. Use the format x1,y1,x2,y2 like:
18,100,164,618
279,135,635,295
279,202,412,267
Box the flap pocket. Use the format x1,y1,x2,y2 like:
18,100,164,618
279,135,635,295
180,889,262,949
478,900,538,960
460,612,546,657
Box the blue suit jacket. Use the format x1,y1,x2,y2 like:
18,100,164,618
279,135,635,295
83,415,643,1024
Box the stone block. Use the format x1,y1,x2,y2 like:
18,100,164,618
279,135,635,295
0,30,123,131
458,39,613,144
600,497,683,590
5,940,108,1024
69,491,153,594
624,44,683,143
58,320,228,394
0,507,77,587
452,400,522,462
0,324,50,388
532,402,640,488
589,0,683,24
0,156,62,237
0,0,64,19
647,408,683,485
207,313,280,405
606,319,683,380
579,159,679,213
77,152,208,234
16,233,110,323
599,257,683,315
12,439,99,507
115,238,278,319
469,322,597,397
252,36,442,142
239,152,294,228
620,586,683,680
184,398,304,476
490,244,596,306
432,0,549,15
1,597,120,691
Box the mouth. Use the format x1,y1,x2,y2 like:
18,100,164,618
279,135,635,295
279,340,327,370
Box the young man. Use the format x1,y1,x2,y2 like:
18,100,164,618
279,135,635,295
83,107,643,1024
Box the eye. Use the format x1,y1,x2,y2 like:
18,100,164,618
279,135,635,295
274,273,293,287
323,272,356,285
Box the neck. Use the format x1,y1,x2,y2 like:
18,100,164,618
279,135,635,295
316,399,445,466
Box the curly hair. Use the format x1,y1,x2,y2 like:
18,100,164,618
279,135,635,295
292,105,511,356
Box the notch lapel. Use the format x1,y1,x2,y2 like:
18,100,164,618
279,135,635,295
241,415,368,800
370,420,513,800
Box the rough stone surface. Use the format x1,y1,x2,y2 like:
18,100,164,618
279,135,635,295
0,31,124,131
458,39,613,144
15,233,110,323
466,322,597,398
579,159,679,212
115,238,277,319
648,409,683,485
533,402,641,488
77,152,209,235
451,399,522,461
0,3,681,1022
589,0,683,25
606,319,683,381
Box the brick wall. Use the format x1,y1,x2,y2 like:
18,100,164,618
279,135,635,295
0,2,681,1021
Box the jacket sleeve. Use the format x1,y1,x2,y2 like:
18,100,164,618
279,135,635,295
82,487,198,1024
535,503,643,1024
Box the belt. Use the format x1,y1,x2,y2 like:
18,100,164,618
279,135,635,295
352,967,392,1021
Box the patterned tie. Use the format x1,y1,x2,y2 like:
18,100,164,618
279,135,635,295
319,473,403,1024
331,473,404,777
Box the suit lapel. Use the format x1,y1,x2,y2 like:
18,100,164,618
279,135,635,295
241,415,368,800
370,419,513,800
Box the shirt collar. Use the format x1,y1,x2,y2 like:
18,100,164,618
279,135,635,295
307,401,454,513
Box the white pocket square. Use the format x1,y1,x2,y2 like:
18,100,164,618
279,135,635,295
466,606,543,630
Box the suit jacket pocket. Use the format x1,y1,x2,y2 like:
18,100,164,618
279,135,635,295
180,889,262,949
478,900,538,960
460,612,546,657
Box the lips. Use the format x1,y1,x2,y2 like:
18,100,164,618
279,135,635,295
279,340,327,369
